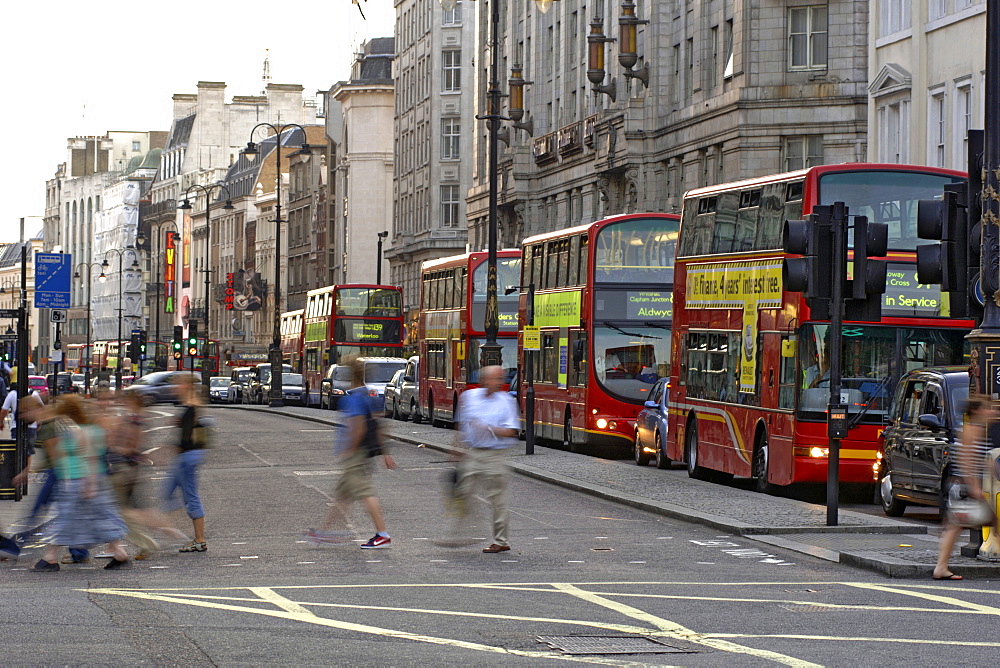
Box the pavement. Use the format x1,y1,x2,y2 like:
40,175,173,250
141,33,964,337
209,402,1000,580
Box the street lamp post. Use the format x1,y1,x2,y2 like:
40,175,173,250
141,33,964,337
376,231,388,284
242,124,311,408
179,184,234,388
100,248,140,390
74,261,103,396
138,221,179,371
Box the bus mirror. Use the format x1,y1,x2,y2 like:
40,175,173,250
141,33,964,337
781,340,797,358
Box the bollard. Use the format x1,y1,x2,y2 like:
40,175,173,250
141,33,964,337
978,448,1000,561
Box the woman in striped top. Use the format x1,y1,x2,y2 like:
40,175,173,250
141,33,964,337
934,395,997,580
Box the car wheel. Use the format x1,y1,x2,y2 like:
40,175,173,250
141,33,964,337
685,421,708,480
753,432,774,494
411,399,422,424
879,470,908,517
634,431,651,466
655,433,671,470
939,470,959,518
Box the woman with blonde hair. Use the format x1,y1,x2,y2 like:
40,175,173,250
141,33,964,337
163,374,209,553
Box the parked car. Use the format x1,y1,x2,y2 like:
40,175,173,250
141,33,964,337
208,376,230,403
227,366,254,404
261,372,305,405
319,364,353,410
246,364,292,405
122,370,196,405
45,372,74,394
321,357,407,413
27,375,48,401
385,356,420,421
634,377,672,469
878,366,969,517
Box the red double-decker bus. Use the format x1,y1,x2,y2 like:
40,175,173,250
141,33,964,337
514,213,680,454
303,284,404,407
280,309,304,372
666,163,973,493
417,250,521,426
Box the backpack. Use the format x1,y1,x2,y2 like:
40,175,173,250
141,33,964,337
192,415,215,449
362,403,383,458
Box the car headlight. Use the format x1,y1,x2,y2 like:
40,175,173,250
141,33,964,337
332,389,345,395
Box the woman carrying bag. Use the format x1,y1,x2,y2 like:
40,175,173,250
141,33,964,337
934,395,999,580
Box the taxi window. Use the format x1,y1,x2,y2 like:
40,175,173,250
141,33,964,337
900,380,925,424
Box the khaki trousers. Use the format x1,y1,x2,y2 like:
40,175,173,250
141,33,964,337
457,447,510,547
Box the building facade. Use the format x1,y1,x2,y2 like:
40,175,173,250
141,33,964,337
0,235,44,367
326,38,396,287
867,0,985,170
467,0,870,246
389,1,476,319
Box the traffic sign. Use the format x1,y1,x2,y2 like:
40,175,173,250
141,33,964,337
50,309,68,323
50,350,63,363
523,326,541,351
0,309,17,319
0,334,19,342
34,253,72,309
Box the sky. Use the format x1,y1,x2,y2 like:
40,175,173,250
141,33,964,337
1,0,396,242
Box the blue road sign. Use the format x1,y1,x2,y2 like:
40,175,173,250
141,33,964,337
34,253,73,308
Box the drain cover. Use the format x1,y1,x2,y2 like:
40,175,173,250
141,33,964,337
537,635,692,655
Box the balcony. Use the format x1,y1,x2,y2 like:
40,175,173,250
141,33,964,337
532,133,557,165
143,198,177,219
558,121,583,156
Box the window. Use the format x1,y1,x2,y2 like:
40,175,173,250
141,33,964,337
879,0,911,37
442,50,461,91
442,1,461,24
930,92,946,167
672,45,680,104
441,185,460,227
957,84,972,163
723,19,735,79
929,0,947,20
877,99,910,163
789,6,827,70
541,331,559,384
709,26,719,90
441,118,460,159
685,38,694,99
131,140,141,152
784,136,824,172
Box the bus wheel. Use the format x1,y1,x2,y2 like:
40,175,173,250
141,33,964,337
685,422,708,480
655,433,671,470
753,433,775,495
563,413,576,453
633,432,651,466
411,399,422,423
429,398,443,428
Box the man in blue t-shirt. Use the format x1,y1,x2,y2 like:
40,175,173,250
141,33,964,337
304,358,396,549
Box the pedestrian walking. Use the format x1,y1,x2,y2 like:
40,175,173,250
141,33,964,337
452,365,520,554
31,394,130,572
162,374,209,553
304,357,397,548
1,385,42,454
106,392,159,560
934,395,1000,580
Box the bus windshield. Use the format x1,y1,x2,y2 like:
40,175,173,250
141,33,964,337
593,324,671,402
818,170,960,250
798,324,966,423
472,257,521,332
595,217,679,284
335,287,402,317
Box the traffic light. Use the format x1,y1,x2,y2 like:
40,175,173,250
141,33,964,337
845,215,889,322
187,320,199,357
782,205,834,320
172,325,183,359
916,181,980,319
129,331,140,362
138,330,147,361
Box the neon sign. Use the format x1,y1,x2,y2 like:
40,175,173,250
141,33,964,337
164,231,177,313
225,272,235,310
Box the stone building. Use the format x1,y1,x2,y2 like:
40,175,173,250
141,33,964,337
867,0,985,170
467,0,870,246
0,234,44,366
323,38,396,287
389,1,476,319
143,80,314,368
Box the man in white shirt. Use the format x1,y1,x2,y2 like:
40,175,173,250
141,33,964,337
454,365,520,553
1,388,42,489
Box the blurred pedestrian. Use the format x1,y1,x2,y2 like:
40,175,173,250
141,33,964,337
304,357,396,548
163,374,209,553
934,395,1000,580
1,385,42,452
31,394,130,572
106,392,158,560
452,365,520,554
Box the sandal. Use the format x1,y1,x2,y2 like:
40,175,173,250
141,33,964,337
179,541,207,553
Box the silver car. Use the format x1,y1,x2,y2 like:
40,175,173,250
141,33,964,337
209,376,230,403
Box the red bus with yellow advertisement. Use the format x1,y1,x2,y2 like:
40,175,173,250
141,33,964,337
514,213,679,454
666,164,973,493
417,250,521,426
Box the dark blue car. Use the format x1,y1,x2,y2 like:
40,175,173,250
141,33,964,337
634,378,671,468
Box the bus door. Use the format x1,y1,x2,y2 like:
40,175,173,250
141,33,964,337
450,338,461,390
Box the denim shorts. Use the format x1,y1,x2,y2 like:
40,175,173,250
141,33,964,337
163,449,205,519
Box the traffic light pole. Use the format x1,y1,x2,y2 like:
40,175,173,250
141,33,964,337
825,202,848,527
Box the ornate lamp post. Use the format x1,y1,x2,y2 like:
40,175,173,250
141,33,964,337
241,123,312,407
179,184,234,387
100,248,140,389
73,261,103,395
